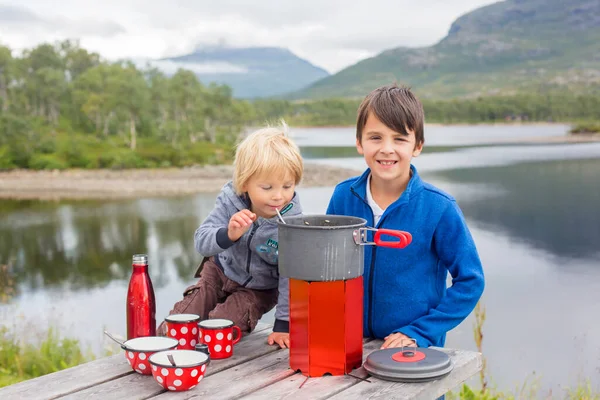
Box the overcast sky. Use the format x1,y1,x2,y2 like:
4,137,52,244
0,0,500,73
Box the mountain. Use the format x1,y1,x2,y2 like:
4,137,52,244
153,46,329,98
291,0,600,99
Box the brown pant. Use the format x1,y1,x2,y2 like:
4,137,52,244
158,257,278,336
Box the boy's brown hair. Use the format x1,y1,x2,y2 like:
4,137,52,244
356,84,425,146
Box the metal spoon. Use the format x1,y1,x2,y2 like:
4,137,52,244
275,208,286,224
167,353,177,367
103,330,125,346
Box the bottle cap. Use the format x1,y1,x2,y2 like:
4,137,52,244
132,254,148,265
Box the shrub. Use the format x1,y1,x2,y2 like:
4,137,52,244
0,146,16,170
28,154,68,170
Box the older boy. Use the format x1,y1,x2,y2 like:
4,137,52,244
327,85,485,349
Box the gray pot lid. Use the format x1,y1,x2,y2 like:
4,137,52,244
363,347,453,382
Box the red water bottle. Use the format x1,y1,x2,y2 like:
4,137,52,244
127,254,156,339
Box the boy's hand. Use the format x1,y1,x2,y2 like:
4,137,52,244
228,209,257,241
267,332,290,349
381,332,417,349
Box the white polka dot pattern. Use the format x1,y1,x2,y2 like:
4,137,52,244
125,349,169,376
167,321,200,350
151,363,208,392
199,326,239,359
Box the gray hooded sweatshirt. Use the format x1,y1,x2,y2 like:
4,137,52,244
194,181,302,332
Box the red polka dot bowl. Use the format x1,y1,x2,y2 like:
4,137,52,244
149,350,210,391
122,336,179,375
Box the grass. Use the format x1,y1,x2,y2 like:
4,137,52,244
0,263,96,388
0,325,95,388
569,123,600,134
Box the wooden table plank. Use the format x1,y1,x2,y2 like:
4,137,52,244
59,325,278,400
154,348,294,400
243,339,380,400
0,354,132,400
326,347,482,400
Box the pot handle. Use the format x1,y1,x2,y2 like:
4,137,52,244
353,227,412,248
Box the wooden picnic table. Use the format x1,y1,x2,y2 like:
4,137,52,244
0,323,482,400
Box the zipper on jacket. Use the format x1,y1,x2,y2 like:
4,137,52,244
351,186,376,338
246,223,259,273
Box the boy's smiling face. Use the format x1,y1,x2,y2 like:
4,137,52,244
242,172,296,219
357,112,423,186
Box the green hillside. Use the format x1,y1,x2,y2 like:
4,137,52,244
291,0,600,99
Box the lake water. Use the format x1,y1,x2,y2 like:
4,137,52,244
1,124,599,397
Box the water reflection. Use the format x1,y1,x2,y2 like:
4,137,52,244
0,196,217,293
433,158,600,261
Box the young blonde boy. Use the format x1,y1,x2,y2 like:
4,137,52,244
160,122,302,347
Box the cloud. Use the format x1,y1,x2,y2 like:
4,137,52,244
141,59,248,74
0,0,499,72
0,4,40,23
0,3,125,52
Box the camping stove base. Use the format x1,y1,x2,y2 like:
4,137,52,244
289,276,363,377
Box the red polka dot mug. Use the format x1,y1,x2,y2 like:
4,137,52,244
121,336,178,375
149,349,209,391
165,314,201,350
198,319,242,359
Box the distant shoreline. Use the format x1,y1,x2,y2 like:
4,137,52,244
1,132,599,201
0,163,362,201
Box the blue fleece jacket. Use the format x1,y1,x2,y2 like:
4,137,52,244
326,165,485,347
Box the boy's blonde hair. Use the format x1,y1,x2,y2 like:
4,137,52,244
233,121,303,195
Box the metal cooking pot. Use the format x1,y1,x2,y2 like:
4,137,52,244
278,215,411,281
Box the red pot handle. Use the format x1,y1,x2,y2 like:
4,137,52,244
374,229,412,248
232,326,242,345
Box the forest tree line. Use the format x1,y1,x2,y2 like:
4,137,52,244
1,41,599,170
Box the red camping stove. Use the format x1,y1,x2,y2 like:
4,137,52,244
289,277,363,376
278,215,411,377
